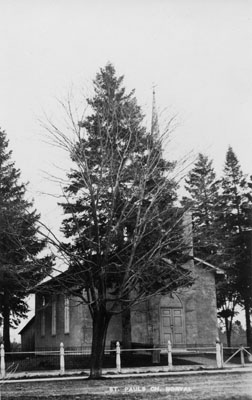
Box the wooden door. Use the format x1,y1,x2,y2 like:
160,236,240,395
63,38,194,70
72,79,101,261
160,308,184,346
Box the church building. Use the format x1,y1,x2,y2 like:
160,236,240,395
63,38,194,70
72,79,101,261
20,253,222,351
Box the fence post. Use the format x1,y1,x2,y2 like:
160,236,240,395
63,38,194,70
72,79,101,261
240,346,245,367
0,343,5,378
60,342,65,375
216,338,223,369
221,343,224,367
167,340,173,369
152,345,160,364
116,341,121,373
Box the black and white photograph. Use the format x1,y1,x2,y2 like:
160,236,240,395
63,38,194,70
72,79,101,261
0,1,252,399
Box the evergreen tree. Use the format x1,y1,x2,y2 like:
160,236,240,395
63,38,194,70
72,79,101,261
182,153,220,261
183,149,252,347
182,152,239,346
0,129,52,351
217,146,251,347
51,64,193,378
243,176,252,349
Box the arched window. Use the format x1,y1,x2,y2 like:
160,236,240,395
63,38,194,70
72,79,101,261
51,296,56,336
41,296,46,337
64,296,70,334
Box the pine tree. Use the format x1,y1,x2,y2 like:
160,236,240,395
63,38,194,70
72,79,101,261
217,146,251,347
183,153,220,260
52,64,193,378
0,129,52,351
182,152,241,346
243,176,252,349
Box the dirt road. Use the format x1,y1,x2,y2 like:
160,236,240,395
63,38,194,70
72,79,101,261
0,370,252,399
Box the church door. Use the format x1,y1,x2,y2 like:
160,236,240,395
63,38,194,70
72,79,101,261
160,294,185,346
160,308,184,346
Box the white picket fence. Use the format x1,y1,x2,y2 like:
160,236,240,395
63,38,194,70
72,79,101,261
0,341,251,378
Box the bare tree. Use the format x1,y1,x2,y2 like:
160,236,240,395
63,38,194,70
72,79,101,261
41,64,193,378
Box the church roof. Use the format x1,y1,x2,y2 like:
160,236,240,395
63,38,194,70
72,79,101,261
193,256,224,274
19,316,35,335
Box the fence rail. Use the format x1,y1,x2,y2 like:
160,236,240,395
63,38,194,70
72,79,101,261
223,346,252,366
0,342,251,378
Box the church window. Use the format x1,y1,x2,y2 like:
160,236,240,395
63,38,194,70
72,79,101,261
51,297,56,335
41,296,46,336
64,296,70,334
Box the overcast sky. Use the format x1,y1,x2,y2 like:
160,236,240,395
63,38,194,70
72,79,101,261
2,0,252,228
1,0,252,337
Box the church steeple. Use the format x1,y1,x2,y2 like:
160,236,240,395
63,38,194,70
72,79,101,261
151,86,159,138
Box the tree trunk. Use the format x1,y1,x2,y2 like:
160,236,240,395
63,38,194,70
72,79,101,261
244,299,252,350
89,309,111,379
3,290,11,352
122,308,132,349
225,317,232,348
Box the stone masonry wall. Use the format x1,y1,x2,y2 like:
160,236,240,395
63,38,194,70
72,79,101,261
129,261,218,348
193,265,218,346
35,294,85,349
34,263,218,350
35,293,122,350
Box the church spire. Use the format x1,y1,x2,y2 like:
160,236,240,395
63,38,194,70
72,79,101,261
151,86,159,138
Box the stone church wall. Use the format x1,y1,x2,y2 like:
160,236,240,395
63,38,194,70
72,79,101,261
35,294,85,349
34,293,122,350
34,263,218,350
129,266,218,348
194,265,218,346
